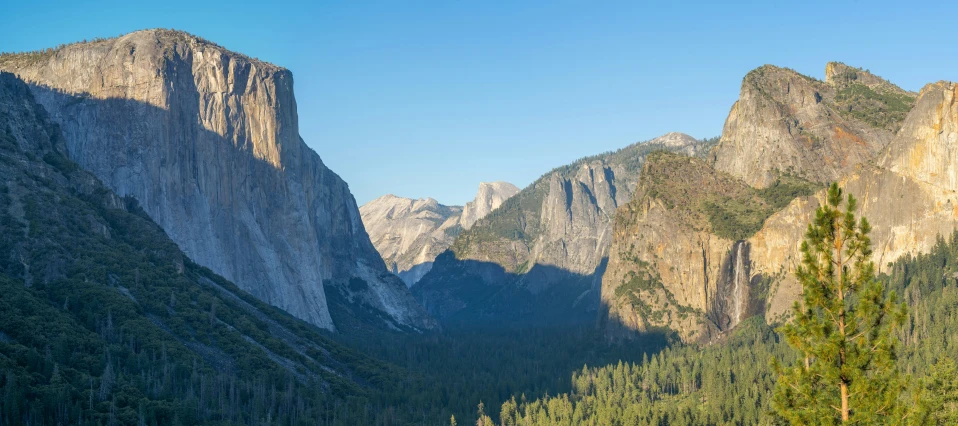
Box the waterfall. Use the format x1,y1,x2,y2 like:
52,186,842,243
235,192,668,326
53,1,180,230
731,241,745,326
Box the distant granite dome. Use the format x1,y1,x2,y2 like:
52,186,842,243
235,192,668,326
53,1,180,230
0,29,435,332
360,182,519,286
653,132,700,147
460,182,521,230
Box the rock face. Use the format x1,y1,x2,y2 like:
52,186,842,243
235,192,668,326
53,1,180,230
0,30,434,332
600,153,781,342
0,71,396,395
711,64,912,188
602,65,958,343
360,196,463,286
413,133,712,326
360,182,518,287
756,81,958,322
459,182,521,230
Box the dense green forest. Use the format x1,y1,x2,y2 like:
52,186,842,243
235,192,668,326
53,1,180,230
1,66,956,425
474,233,958,426
0,69,673,426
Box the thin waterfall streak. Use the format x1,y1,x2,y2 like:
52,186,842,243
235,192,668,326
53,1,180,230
732,241,744,326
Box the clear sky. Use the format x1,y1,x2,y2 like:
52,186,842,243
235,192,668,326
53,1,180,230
2,1,957,205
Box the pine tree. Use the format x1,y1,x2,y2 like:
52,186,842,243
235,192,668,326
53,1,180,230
917,357,958,425
773,183,907,424
476,401,494,426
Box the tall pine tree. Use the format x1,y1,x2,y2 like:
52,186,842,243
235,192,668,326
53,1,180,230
773,183,907,424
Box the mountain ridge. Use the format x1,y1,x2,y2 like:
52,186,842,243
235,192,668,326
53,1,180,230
360,181,519,286
413,132,716,327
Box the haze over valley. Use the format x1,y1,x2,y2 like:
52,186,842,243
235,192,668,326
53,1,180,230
1,2,958,425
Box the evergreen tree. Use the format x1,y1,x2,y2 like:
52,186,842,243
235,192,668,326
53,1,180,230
773,183,907,424
476,401,494,426
917,357,958,425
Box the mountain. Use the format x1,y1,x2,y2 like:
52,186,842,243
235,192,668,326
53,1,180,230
0,29,434,333
360,182,518,286
412,133,716,327
459,182,521,229
711,63,914,188
0,70,410,424
601,64,958,343
599,152,817,341
755,79,958,321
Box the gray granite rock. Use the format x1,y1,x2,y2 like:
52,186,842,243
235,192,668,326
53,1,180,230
0,29,434,332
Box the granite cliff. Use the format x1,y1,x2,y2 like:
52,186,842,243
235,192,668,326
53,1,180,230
412,133,715,326
0,29,434,332
712,63,913,188
360,182,518,286
602,64,958,343
459,182,521,230
599,152,813,341
755,80,958,323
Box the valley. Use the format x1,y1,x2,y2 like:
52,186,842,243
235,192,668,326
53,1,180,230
0,25,956,426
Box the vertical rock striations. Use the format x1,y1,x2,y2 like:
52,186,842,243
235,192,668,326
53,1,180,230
413,133,713,326
755,80,958,322
711,64,911,188
459,182,521,230
600,152,778,342
603,65,958,343
0,29,434,332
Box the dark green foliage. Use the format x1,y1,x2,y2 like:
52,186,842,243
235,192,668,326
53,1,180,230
42,151,78,174
757,173,819,209
453,136,715,259
916,358,958,425
493,318,790,426
706,173,818,241
487,222,958,426
774,183,907,424
702,198,773,241
834,83,915,131
0,73,421,425
705,173,818,241
336,326,671,426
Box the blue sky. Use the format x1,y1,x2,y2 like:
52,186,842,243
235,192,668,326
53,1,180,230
2,1,957,205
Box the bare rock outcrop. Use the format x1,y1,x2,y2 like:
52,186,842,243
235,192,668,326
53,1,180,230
0,30,434,332
600,153,778,342
756,81,958,322
360,182,518,287
413,133,712,326
711,64,911,188
602,68,958,342
459,182,520,230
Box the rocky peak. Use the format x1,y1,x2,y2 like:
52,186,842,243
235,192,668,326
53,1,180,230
649,132,699,147
825,62,913,95
601,152,781,341
712,63,900,188
0,30,435,332
414,134,715,327
460,181,521,229
361,182,518,287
